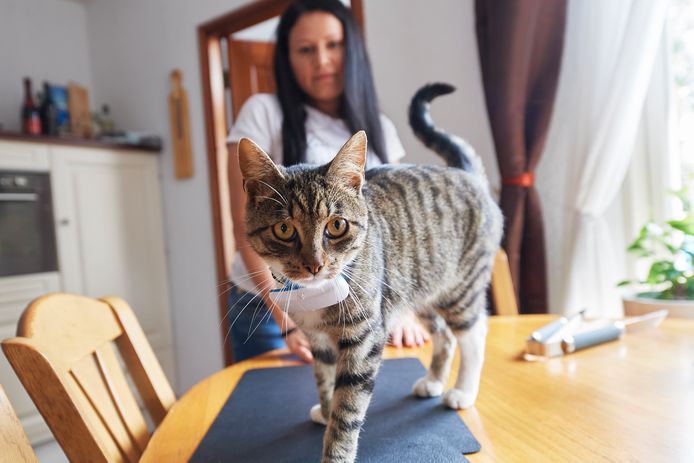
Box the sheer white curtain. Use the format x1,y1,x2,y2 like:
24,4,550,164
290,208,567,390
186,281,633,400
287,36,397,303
538,0,668,317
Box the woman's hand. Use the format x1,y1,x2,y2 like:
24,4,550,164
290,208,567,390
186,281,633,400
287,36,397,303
388,310,431,347
285,328,314,363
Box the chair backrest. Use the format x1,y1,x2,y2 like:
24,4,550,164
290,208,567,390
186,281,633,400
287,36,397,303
0,384,38,463
2,293,176,463
491,249,519,316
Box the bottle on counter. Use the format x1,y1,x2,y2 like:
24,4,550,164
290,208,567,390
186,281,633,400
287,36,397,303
39,82,58,136
100,104,114,134
21,77,42,135
92,104,115,137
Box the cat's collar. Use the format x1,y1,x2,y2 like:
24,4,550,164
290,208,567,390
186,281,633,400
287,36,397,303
269,274,350,313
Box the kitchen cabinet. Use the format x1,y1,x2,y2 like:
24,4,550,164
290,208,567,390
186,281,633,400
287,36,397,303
0,138,175,445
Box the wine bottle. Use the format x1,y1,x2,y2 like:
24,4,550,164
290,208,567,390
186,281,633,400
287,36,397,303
39,82,58,135
21,77,42,135
101,104,114,133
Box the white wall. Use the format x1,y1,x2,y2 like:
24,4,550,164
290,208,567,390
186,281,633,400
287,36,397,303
364,0,498,188
0,0,93,132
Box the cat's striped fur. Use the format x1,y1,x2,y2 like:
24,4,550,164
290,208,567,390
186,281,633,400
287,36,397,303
238,83,502,463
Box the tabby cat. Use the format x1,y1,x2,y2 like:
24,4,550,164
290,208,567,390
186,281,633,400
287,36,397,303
237,83,502,463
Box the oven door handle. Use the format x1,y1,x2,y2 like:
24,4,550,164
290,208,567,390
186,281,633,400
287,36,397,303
0,193,39,202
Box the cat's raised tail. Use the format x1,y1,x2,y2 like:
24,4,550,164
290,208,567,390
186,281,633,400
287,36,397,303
409,83,482,176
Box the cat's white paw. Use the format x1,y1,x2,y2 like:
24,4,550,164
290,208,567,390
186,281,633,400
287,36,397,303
412,376,445,398
310,403,328,425
443,388,476,410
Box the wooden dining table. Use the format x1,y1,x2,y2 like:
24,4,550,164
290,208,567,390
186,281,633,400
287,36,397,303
140,315,694,462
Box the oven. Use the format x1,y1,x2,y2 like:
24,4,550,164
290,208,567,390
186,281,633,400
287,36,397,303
0,171,58,277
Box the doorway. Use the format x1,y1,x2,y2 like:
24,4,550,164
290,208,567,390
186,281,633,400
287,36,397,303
198,0,364,365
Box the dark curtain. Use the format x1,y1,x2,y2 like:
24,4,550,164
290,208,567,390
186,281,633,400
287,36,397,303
476,0,566,314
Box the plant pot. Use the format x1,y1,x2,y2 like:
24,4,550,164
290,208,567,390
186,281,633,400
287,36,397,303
622,295,694,319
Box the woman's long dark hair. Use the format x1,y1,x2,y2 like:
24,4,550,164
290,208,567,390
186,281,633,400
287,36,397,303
274,0,388,166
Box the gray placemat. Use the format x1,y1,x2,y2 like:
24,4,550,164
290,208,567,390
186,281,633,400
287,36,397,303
190,357,480,462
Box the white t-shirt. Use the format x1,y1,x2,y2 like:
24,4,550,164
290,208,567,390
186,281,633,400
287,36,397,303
227,93,405,168
227,93,406,291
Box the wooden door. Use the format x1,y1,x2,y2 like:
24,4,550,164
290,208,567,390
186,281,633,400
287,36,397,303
218,38,276,304
227,39,276,119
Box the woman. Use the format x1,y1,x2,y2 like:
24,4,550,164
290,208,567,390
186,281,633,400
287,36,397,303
226,0,428,362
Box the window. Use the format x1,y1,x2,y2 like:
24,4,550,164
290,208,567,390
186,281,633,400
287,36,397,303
670,0,694,190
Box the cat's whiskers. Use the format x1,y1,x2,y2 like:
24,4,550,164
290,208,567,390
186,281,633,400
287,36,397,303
215,277,239,299
229,276,273,323
342,268,402,323
347,261,413,297
333,279,348,338
218,269,268,300
217,271,270,331
335,278,360,338
345,263,416,307
246,287,268,338
217,270,273,332
222,283,269,348
256,195,286,208
280,291,289,338
217,285,233,299
342,278,370,333
329,278,344,336
342,268,384,315
245,279,296,345
257,180,288,205
281,280,295,337
245,295,277,344
345,290,366,324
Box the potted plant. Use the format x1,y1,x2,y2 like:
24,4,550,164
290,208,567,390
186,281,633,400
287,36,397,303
618,185,694,318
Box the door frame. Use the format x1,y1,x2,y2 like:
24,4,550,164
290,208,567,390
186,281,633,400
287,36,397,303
198,0,364,365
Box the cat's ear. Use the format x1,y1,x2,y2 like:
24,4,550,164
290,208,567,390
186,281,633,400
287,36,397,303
237,138,284,195
328,131,367,192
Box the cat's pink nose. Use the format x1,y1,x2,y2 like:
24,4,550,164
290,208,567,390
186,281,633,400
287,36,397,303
304,263,324,275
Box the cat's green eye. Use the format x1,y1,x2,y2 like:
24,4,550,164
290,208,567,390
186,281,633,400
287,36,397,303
325,218,348,239
273,221,296,241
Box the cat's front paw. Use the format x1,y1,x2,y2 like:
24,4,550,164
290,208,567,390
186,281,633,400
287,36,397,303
442,388,476,410
310,403,328,426
412,376,445,398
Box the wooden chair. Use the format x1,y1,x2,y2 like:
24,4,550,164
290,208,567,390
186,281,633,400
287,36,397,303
0,384,38,463
2,293,176,463
491,249,519,316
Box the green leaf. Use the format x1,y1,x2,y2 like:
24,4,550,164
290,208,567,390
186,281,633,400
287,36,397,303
619,180,694,297
667,218,694,236
626,242,652,257
646,260,676,284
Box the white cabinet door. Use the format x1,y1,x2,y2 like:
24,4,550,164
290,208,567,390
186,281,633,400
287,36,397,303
50,146,176,385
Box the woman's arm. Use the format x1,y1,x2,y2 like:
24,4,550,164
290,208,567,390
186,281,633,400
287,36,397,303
227,142,313,362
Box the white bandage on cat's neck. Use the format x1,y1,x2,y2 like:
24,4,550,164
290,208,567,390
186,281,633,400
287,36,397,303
269,275,350,313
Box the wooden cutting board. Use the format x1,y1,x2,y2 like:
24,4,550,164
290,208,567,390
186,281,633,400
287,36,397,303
168,69,194,179
68,82,92,138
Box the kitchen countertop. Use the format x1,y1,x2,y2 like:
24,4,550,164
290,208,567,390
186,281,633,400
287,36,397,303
0,131,161,153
